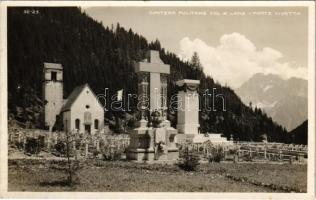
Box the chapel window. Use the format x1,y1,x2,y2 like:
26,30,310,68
75,119,80,130
51,71,57,81
94,119,99,130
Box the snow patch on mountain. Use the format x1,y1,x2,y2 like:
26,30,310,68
263,85,273,92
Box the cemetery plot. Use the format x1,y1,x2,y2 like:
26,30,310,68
177,141,307,164
8,127,307,192
8,127,307,164
8,127,130,160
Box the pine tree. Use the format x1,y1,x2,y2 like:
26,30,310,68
190,52,202,70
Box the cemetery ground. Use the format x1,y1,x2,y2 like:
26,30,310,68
8,154,307,192
8,123,308,193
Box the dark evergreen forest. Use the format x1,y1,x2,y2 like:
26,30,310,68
289,120,308,145
8,7,292,143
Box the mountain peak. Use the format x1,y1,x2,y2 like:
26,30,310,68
250,73,282,82
236,73,307,131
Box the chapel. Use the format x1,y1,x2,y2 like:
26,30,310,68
42,62,104,134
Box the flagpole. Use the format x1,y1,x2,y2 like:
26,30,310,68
124,87,127,134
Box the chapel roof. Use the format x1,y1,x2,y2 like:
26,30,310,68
61,83,91,112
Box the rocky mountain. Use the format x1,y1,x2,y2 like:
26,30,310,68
236,73,307,131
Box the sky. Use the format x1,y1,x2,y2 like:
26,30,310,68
85,6,308,89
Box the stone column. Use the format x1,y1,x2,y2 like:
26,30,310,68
137,72,149,127
161,74,170,127
176,79,200,135
150,72,161,113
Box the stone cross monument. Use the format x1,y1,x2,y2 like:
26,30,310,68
134,50,170,127
126,50,179,162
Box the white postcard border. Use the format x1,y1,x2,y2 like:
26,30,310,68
0,1,315,199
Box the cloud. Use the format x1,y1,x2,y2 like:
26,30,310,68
178,33,307,88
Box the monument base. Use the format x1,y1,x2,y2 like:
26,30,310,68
126,126,179,162
175,133,233,145
176,123,200,135
126,148,155,161
126,147,179,162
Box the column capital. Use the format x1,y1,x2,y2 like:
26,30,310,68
176,79,200,92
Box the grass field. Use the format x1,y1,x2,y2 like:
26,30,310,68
8,159,307,192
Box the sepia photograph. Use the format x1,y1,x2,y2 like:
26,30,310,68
0,1,315,199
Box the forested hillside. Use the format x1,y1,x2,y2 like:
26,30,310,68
8,7,291,142
290,120,308,145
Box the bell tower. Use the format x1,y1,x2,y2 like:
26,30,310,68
42,62,63,131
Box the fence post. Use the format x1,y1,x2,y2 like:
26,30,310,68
85,143,89,158
23,136,27,151
96,140,100,151
47,134,51,150
73,140,77,159
18,133,22,144
9,133,12,144
298,154,304,163
54,134,58,145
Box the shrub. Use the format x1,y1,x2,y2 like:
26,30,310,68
15,141,24,150
208,147,225,163
100,138,128,161
178,146,200,171
54,141,66,156
49,160,81,186
102,145,124,161
228,148,237,155
25,137,41,154
242,153,253,162
93,150,101,158
127,117,137,129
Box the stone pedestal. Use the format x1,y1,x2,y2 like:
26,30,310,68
126,126,179,162
176,133,232,145
176,79,200,135
175,79,201,144
175,79,233,146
